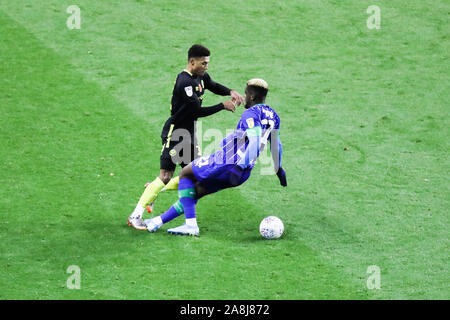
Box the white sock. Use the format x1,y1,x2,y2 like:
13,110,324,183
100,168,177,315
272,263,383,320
153,216,163,227
131,204,145,219
186,218,197,227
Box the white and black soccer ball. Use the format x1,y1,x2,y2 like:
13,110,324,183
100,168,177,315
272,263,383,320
259,216,284,239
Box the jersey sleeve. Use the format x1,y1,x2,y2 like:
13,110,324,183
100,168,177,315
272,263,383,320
203,72,231,96
269,115,282,172
239,109,262,137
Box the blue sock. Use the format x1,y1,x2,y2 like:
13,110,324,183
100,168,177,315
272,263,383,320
178,178,197,220
160,200,183,223
160,199,198,224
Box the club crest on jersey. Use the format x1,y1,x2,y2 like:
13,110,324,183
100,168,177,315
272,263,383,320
184,86,193,97
246,118,255,128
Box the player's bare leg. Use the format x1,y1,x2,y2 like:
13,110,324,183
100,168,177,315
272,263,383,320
162,175,180,191
145,164,206,235
158,169,174,185
145,169,177,212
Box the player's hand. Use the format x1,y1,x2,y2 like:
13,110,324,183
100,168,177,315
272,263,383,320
230,90,244,106
276,168,287,187
223,100,236,112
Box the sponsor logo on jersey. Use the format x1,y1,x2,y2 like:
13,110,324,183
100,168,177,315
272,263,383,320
195,84,203,93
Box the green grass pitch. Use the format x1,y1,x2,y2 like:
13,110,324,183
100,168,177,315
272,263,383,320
0,0,448,299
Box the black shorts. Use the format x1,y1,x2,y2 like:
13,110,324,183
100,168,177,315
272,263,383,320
160,136,201,171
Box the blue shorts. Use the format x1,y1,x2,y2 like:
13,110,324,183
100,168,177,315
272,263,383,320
192,151,252,194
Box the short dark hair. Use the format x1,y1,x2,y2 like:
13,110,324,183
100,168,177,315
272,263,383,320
247,85,268,101
188,44,210,60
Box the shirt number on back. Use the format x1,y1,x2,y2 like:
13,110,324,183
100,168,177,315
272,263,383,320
261,119,275,128
196,156,209,168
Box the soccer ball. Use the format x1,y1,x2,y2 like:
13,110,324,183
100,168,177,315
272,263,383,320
259,216,284,239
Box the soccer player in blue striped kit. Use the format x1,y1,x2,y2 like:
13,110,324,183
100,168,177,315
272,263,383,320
145,78,287,236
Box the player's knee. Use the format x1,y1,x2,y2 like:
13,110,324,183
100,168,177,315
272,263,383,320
159,171,173,184
179,164,194,180
161,176,172,184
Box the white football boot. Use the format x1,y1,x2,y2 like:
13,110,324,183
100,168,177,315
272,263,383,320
167,224,199,236
144,218,161,233
127,216,147,231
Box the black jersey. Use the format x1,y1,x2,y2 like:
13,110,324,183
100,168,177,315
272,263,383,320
161,70,231,140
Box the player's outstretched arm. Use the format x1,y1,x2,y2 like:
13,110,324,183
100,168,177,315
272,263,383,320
195,100,235,117
176,90,226,120
172,76,231,122
203,73,244,106
203,73,231,96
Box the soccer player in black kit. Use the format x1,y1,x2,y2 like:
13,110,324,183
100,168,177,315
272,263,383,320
128,44,244,230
